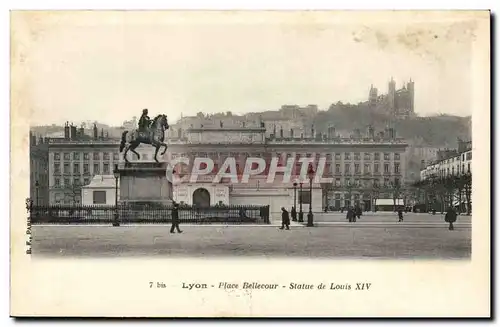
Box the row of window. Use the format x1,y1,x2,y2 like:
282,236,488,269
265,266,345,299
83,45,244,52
178,162,401,175
440,163,471,176
53,152,120,161
335,163,400,174
54,176,92,188
445,152,472,164
333,177,400,187
53,162,115,175
422,163,471,179
173,152,401,161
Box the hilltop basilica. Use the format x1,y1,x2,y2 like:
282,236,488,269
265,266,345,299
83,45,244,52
368,77,415,119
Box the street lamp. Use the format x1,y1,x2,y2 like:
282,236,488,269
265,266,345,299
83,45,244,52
298,182,304,222
34,180,39,206
292,182,298,222
112,164,120,227
307,166,315,227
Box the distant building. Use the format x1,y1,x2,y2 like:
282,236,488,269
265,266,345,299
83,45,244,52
29,134,49,205
368,77,415,119
420,140,472,181
31,122,121,205
122,116,137,130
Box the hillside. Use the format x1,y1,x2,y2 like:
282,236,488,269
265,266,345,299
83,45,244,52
313,102,471,147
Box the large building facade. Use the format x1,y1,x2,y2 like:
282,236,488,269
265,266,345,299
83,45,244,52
30,123,122,205
33,121,409,214
162,124,408,213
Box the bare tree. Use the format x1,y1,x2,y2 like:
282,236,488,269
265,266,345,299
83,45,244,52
391,179,402,212
371,183,380,212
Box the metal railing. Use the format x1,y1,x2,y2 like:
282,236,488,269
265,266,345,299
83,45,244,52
26,202,271,225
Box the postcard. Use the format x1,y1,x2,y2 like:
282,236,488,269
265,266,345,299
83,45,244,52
10,10,490,317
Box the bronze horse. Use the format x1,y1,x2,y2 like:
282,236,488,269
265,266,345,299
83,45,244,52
119,114,169,163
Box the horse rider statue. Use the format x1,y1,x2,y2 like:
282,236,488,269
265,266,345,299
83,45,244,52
120,109,170,163
138,108,151,138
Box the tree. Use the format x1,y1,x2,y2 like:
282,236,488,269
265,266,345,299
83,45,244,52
371,183,381,212
411,172,473,215
344,182,354,208
462,172,472,215
321,183,334,210
391,179,402,211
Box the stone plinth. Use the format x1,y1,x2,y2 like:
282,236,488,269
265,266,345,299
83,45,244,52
118,162,173,205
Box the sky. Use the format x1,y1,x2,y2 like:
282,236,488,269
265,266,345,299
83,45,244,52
14,11,478,126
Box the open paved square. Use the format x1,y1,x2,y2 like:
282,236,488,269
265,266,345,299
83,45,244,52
31,213,471,259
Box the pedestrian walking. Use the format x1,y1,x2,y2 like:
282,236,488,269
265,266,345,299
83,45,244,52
279,207,290,230
170,202,183,234
346,207,355,223
397,208,404,222
445,207,457,230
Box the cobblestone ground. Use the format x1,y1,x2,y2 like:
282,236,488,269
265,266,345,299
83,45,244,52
32,214,471,259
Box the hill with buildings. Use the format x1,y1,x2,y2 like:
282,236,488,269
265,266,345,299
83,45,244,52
312,104,471,148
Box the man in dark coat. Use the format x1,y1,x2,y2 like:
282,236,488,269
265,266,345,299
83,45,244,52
445,207,457,230
346,207,355,222
170,202,183,234
397,208,404,222
280,207,290,230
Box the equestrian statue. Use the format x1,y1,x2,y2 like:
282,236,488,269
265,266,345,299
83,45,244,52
119,108,170,163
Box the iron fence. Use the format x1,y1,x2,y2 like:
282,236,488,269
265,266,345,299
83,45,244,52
27,203,271,225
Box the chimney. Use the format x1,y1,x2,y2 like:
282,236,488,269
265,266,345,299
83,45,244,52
290,128,294,138
101,128,104,139
311,124,315,138
388,128,395,139
93,123,98,139
300,132,304,139
79,126,85,137
64,122,70,139
280,126,283,138
70,123,77,140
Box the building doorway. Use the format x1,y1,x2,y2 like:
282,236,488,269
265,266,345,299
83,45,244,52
193,188,211,207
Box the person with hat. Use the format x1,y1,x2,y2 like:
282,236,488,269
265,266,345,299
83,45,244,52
138,108,151,137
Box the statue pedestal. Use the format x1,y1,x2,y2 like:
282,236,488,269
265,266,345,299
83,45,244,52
118,162,173,205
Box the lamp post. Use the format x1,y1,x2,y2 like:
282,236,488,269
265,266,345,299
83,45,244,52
34,180,39,206
292,182,297,222
298,182,304,222
112,164,120,227
307,166,315,227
